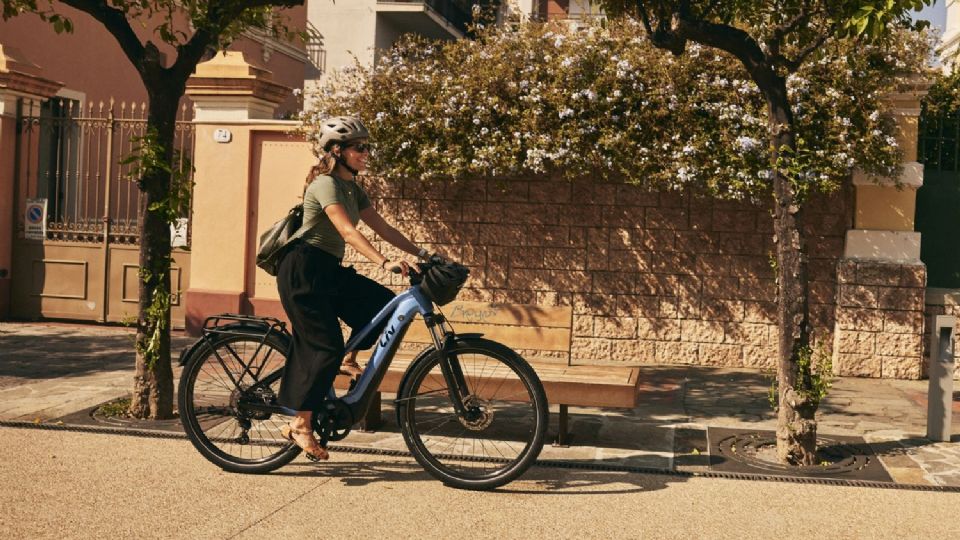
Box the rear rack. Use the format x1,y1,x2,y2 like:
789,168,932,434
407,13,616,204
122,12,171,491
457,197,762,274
201,313,288,340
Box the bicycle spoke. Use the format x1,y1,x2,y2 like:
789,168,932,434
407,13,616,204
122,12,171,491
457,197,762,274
182,334,296,471
400,341,546,488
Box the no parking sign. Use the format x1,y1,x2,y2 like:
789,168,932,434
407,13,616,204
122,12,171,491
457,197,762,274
24,198,47,240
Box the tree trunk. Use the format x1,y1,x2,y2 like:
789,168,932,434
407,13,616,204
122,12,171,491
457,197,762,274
765,80,816,465
649,8,821,465
129,86,180,420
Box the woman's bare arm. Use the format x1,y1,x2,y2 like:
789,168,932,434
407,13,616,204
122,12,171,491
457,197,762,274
326,203,414,275
325,203,388,265
359,206,420,257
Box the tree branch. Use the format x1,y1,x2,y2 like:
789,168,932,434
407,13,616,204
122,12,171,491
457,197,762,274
673,17,767,75
778,28,835,73
772,11,813,44
634,0,687,55
59,0,145,68
169,0,303,83
766,12,806,60
634,1,655,37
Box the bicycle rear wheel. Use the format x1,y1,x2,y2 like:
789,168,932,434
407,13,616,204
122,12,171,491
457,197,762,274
178,330,300,474
397,337,548,490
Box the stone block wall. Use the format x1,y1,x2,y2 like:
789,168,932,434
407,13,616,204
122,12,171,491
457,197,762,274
343,176,858,371
833,259,926,379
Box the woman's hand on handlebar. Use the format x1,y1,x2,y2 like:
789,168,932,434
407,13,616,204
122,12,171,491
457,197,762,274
430,250,451,264
384,259,417,276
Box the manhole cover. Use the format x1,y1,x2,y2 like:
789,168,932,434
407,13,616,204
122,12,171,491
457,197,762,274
708,428,893,482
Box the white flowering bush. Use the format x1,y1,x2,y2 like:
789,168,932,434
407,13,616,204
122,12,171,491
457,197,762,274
301,20,930,200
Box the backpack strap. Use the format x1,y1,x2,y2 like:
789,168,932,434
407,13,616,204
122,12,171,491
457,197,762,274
290,206,322,242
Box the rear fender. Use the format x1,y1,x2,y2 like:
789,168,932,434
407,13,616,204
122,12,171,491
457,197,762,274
177,323,290,366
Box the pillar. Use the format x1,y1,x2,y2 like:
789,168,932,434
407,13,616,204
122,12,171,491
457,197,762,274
184,51,305,335
833,76,930,379
0,43,63,319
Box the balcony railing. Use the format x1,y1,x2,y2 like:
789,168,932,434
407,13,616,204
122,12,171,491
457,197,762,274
380,1,494,36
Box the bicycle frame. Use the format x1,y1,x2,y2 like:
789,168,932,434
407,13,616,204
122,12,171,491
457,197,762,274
211,274,471,434
235,282,466,428
335,285,434,415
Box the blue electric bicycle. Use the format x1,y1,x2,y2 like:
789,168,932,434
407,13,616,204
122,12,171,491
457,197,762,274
177,259,549,490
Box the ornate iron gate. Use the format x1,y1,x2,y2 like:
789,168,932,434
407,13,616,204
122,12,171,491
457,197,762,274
10,97,194,326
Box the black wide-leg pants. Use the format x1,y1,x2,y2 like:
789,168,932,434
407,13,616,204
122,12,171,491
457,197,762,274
276,242,394,411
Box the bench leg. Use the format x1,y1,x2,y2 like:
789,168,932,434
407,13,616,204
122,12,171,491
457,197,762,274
358,391,383,432
553,404,571,447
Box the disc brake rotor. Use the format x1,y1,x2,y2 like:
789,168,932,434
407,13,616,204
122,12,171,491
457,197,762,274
458,395,494,431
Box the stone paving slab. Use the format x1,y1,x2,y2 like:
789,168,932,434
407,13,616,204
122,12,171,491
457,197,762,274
0,370,132,421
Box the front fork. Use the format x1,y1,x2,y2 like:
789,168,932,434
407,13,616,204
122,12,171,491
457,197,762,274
425,315,472,418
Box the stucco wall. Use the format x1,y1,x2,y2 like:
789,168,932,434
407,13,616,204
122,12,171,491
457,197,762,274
305,0,378,94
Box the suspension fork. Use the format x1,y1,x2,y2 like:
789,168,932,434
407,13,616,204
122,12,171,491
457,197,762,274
425,314,471,417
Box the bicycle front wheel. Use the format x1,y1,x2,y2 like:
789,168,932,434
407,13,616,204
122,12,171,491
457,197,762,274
178,330,300,474
397,337,548,490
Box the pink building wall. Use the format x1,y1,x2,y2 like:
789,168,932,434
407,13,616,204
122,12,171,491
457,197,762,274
0,4,307,111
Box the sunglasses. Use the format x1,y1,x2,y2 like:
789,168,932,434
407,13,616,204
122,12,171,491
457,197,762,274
342,142,372,153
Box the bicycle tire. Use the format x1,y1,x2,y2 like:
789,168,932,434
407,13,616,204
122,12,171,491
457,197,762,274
178,330,301,474
396,336,548,490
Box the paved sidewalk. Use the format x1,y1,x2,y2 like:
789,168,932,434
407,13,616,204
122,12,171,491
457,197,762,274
3,427,960,539
7,427,960,540
1,321,958,487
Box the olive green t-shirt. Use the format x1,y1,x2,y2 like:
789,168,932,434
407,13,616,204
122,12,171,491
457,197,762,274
301,174,372,259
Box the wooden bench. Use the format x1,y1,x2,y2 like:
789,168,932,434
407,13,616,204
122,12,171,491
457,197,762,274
338,301,642,446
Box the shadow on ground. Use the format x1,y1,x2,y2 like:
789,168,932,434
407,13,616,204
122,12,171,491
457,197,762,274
560,366,776,427
0,323,193,386
274,457,687,494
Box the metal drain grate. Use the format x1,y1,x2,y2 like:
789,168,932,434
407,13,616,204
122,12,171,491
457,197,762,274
716,433,872,475
708,427,893,483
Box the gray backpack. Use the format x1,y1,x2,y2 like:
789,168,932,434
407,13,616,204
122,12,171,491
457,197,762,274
255,204,320,276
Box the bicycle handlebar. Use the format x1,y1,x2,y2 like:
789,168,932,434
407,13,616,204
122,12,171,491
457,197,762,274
387,255,451,284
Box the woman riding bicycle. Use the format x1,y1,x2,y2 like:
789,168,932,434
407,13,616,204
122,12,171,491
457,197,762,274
277,116,439,460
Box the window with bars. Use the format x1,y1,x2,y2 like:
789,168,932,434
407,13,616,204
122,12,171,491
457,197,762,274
919,106,960,172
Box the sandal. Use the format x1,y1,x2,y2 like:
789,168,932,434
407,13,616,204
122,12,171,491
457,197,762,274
281,425,329,462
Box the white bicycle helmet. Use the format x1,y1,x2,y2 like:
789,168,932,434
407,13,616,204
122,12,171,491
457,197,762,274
318,116,369,151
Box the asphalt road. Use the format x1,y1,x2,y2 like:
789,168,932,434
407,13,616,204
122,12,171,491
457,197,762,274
2,427,959,539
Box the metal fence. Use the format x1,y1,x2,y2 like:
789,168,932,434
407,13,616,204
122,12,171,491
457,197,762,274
14,97,195,246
